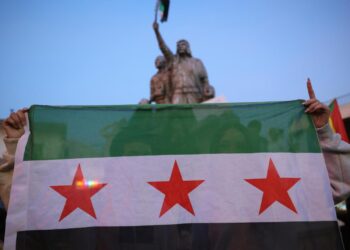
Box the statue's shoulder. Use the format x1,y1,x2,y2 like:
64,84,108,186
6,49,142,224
150,73,159,83
191,57,205,67
191,57,202,63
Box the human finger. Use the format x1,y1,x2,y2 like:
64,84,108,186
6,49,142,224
303,98,317,106
9,112,23,129
4,116,19,129
17,110,27,127
307,78,316,99
21,108,29,113
305,102,325,113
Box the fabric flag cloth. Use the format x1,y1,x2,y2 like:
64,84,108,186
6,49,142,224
5,101,343,250
157,0,170,22
329,99,350,143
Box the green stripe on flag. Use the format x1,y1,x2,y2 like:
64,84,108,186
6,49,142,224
24,101,320,161
159,3,164,12
328,99,336,113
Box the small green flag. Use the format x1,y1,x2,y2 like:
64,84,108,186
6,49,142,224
159,0,170,22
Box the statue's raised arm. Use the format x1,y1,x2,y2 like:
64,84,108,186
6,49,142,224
153,22,174,62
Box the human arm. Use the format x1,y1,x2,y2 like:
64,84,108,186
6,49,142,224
153,22,174,62
0,137,18,210
0,109,27,210
317,124,350,203
304,79,350,202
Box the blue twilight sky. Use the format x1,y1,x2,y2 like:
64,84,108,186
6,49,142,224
0,0,349,118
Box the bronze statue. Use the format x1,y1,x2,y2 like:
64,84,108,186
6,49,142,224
139,55,172,105
153,22,215,104
150,56,171,104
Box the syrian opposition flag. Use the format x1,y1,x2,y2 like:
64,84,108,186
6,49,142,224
156,0,170,22
329,99,349,143
5,101,343,250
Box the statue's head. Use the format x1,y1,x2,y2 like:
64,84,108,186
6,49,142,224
176,39,192,57
155,56,166,69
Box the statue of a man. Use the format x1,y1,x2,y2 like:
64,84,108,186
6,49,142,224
150,56,171,104
153,22,215,104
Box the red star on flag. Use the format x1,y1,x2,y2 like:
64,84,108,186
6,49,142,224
148,160,204,217
245,158,300,215
50,164,107,221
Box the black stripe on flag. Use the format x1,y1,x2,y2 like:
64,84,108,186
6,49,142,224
16,222,343,250
160,0,170,22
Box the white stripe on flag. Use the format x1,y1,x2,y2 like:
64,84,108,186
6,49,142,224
7,154,335,234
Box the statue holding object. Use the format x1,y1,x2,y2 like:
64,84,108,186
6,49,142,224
147,22,215,104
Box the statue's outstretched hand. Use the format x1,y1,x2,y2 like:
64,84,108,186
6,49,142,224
153,21,159,31
303,79,330,128
2,108,28,139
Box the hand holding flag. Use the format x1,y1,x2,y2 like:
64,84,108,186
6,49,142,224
2,108,28,139
303,78,330,128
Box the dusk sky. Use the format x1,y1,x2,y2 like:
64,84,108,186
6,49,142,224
0,0,349,118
